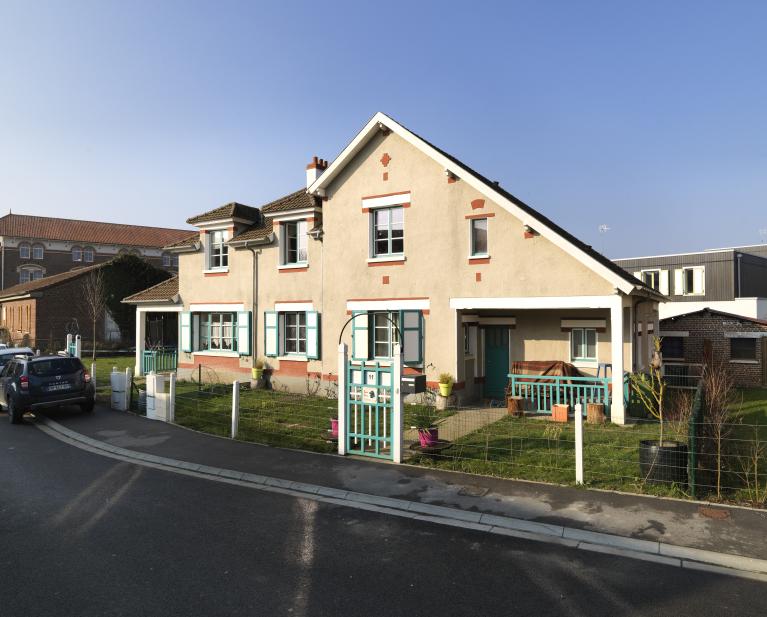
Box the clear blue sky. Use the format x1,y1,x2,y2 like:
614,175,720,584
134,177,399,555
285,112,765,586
1,1,765,258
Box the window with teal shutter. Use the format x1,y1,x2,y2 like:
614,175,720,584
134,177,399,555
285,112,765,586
306,311,320,359
401,310,423,365
264,311,279,356
180,312,192,353
237,311,251,356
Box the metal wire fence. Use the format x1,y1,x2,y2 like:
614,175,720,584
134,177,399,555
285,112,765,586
405,402,767,507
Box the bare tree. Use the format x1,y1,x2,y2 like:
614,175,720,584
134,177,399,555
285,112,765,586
81,269,106,361
701,361,739,499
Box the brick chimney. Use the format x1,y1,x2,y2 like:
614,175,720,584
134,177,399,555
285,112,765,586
306,156,328,188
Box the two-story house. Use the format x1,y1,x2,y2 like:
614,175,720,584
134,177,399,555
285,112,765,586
614,248,767,320
126,113,663,424
0,213,193,287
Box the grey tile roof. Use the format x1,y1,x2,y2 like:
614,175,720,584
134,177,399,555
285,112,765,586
186,202,261,225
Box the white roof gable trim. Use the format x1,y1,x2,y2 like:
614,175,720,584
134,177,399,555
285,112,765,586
308,112,638,295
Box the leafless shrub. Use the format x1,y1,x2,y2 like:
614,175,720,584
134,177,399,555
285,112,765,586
81,269,106,361
701,361,740,499
737,426,767,508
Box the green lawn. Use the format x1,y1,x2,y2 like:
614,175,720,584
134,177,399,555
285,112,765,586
88,358,767,507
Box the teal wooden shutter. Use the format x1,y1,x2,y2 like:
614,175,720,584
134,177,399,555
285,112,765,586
306,311,320,359
237,311,251,356
264,311,279,357
180,312,192,353
351,311,369,360
401,310,423,365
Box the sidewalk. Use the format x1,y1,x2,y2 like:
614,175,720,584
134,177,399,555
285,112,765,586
39,405,767,575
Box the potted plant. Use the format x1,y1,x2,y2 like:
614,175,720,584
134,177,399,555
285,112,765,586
630,337,688,486
252,357,265,381
412,407,439,447
438,372,454,397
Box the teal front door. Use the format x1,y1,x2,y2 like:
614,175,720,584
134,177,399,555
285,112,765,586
484,326,509,400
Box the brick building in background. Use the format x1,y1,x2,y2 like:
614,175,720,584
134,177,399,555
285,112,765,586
659,308,767,388
0,264,111,351
0,213,194,287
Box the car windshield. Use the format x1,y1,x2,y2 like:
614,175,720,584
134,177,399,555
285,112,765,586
28,358,83,377
0,352,31,368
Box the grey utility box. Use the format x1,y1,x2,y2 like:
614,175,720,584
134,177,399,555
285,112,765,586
401,373,426,395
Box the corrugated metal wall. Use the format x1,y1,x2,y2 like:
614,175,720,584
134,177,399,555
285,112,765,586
613,251,735,301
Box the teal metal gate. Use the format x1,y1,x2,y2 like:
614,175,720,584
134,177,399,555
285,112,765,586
345,360,394,459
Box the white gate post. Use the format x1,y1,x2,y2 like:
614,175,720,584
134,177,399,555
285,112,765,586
75,335,82,359
145,372,157,419
231,380,240,439
168,372,176,423
392,343,403,464
124,367,132,411
91,362,96,391
337,343,347,455
575,403,584,485
66,333,73,352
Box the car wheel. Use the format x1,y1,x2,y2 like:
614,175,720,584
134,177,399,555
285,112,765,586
8,397,22,424
80,398,95,413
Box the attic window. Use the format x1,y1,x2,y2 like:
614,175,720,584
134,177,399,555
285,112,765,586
208,230,229,270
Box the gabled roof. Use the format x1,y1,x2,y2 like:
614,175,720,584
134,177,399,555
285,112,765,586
308,112,660,298
0,213,192,248
660,307,767,327
186,202,261,225
261,188,317,214
0,262,107,301
122,275,179,304
228,189,317,246
164,233,200,251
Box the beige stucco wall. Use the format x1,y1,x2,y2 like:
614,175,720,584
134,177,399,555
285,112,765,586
174,129,641,394
320,130,620,388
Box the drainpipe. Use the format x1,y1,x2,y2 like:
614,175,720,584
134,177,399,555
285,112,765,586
1,238,5,290
736,253,742,298
249,246,261,360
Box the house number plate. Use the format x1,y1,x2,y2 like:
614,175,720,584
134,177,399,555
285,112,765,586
366,371,377,384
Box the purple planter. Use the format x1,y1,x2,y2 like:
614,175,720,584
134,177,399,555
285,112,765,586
418,427,438,447
330,418,339,438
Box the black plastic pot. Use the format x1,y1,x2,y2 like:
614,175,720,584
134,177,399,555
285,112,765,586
639,440,688,486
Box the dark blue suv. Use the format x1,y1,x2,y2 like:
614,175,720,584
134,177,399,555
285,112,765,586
1,355,95,424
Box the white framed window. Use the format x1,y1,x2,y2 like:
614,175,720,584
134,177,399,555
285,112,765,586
32,244,44,260
470,218,488,257
83,247,95,263
18,243,30,259
571,328,597,362
371,311,400,359
72,246,83,262
199,312,237,351
371,206,404,257
162,253,171,267
283,221,308,265
678,266,705,295
208,230,229,270
283,312,307,354
641,269,660,291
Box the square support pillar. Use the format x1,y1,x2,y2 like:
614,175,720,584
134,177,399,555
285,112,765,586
135,309,146,376
610,296,626,425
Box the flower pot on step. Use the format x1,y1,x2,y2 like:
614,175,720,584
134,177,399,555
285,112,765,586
439,382,453,397
507,396,526,417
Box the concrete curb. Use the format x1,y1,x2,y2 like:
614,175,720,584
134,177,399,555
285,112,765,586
37,416,767,582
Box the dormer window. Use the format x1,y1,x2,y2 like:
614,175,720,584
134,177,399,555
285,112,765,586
283,221,307,265
19,243,30,259
32,244,44,260
209,230,229,270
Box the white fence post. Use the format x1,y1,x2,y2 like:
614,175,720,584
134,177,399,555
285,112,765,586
91,362,96,391
145,372,157,419
392,343,403,463
125,367,132,411
75,335,82,359
168,372,176,423
575,403,584,485
337,343,347,455
231,380,240,439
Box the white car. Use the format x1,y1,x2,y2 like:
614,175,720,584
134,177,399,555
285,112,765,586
0,347,35,371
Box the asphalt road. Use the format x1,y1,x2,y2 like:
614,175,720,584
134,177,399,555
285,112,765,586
1,415,765,617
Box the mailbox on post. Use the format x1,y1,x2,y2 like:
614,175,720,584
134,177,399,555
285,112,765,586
401,373,426,395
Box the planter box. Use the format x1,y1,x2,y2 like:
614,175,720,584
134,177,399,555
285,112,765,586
551,403,569,423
